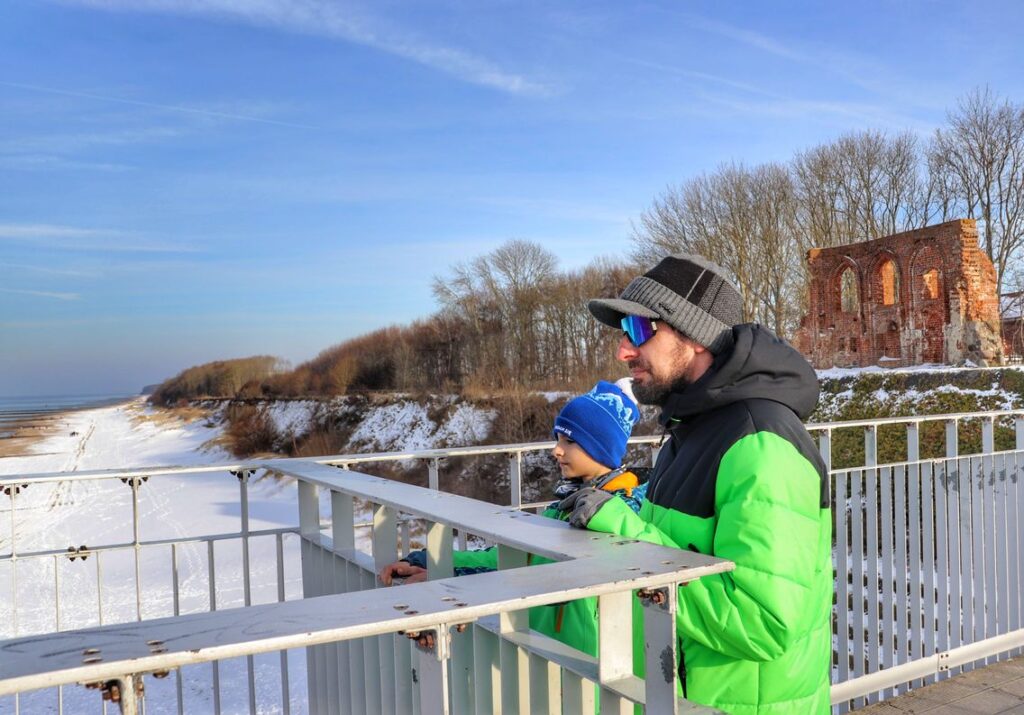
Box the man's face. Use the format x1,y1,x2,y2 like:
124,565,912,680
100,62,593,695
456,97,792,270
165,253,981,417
617,320,707,405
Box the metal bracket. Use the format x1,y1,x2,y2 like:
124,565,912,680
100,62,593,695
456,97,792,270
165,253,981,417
84,674,143,715
3,484,29,496
66,545,90,562
937,651,950,672
637,586,669,609
230,469,254,482
119,476,149,488
403,625,453,660
80,641,174,714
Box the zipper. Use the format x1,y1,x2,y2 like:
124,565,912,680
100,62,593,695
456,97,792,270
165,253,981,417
678,635,687,698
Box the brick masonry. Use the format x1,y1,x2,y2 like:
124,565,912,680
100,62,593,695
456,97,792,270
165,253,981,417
794,219,1004,368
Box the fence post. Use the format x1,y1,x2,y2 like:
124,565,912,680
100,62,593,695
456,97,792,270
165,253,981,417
429,458,441,491
864,425,878,467
946,419,959,459
508,453,522,509
819,429,832,473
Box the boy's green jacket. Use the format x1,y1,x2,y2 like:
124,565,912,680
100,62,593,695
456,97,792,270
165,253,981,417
419,468,648,656
586,325,833,714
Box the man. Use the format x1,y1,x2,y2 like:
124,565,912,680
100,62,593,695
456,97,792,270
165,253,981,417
558,253,832,714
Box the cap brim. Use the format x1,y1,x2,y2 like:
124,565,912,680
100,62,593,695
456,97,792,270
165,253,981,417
587,298,660,329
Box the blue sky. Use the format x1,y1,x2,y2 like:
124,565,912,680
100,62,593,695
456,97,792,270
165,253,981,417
2,0,1023,396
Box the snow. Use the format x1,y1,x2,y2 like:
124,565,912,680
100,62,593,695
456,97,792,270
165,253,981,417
815,363,1012,380
0,399,309,714
347,399,495,456
263,399,319,438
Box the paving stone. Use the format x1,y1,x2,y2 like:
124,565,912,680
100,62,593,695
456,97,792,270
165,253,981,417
995,679,1024,698
954,689,1023,713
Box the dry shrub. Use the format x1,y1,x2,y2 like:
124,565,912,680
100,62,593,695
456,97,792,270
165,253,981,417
225,404,280,457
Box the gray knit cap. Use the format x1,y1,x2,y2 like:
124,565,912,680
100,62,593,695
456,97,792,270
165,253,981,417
588,253,743,354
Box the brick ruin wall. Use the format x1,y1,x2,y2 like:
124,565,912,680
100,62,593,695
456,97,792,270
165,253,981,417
795,219,1003,368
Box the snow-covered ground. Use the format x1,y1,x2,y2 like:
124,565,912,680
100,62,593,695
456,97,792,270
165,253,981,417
0,399,309,714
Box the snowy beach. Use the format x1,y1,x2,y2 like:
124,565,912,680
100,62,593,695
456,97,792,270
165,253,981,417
0,400,310,714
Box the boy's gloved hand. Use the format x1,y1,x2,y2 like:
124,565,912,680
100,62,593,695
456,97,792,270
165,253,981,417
556,487,614,528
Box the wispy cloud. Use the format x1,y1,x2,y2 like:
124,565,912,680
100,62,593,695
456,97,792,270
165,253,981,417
0,153,133,172
0,261,98,278
56,0,548,96
0,287,81,301
0,224,203,253
685,16,808,63
682,14,943,111
0,81,320,130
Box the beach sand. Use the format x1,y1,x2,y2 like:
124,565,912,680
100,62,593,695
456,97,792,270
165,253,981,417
0,412,79,458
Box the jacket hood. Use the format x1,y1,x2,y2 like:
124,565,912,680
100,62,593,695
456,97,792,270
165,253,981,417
660,323,819,425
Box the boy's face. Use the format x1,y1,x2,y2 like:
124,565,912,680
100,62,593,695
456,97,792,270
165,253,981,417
551,434,608,480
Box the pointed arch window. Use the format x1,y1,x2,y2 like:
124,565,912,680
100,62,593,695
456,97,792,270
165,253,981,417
880,259,900,306
840,268,859,313
922,269,939,300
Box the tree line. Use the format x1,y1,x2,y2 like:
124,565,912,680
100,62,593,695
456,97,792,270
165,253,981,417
633,87,1024,337
150,87,1024,401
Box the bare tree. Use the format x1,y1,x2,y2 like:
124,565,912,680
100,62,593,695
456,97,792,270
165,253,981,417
931,86,1024,291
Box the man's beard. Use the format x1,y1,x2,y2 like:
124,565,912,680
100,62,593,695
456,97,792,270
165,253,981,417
630,367,692,405
628,342,695,405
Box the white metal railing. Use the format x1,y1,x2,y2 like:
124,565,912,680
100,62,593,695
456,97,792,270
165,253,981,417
2,408,1024,713
0,457,731,714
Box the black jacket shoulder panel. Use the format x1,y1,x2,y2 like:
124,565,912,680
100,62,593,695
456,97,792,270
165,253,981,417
649,401,756,518
649,398,830,517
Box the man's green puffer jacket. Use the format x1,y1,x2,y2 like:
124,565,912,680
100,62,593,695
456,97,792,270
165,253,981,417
587,324,833,714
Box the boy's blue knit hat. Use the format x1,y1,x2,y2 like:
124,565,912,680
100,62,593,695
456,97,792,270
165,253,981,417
553,380,640,469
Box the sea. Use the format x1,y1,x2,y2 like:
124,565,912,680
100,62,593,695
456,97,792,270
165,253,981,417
0,393,137,434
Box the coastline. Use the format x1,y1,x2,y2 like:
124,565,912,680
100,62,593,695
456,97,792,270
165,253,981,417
0,396,140,459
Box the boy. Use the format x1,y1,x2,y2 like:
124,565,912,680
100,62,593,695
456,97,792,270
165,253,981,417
378,380,644,656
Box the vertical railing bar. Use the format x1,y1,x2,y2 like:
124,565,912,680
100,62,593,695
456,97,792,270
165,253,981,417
53,553,61,631
497,546,528,712
11,487,18,715
819,428,832,473
946,419,959,459
975,452,993,664
894,463,909,692
371,504,398,715
959,456,975,674
850,468,865,708
949,456,964,673
992,452,1008,660
924,460,939,685
835,469,850,688
1010,451,1024,657
1014,451,1024,657
9,488,18,639
238,471,257,714
172,543,184,715
865,463,880,703
132,477,143,622
346,561,367,714
916,460,930,689
95,551,104,626
54,553,62,715
880,466,895,700
330,490,354,713
208,540,221,715
864,425,878,468
276,533,290,715
428,458,440,491
906,423,920,688
936,460,951,681
297,481,322,711
508,452,522,509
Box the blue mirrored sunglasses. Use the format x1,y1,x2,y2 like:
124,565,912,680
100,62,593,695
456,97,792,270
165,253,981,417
621,315,657,347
